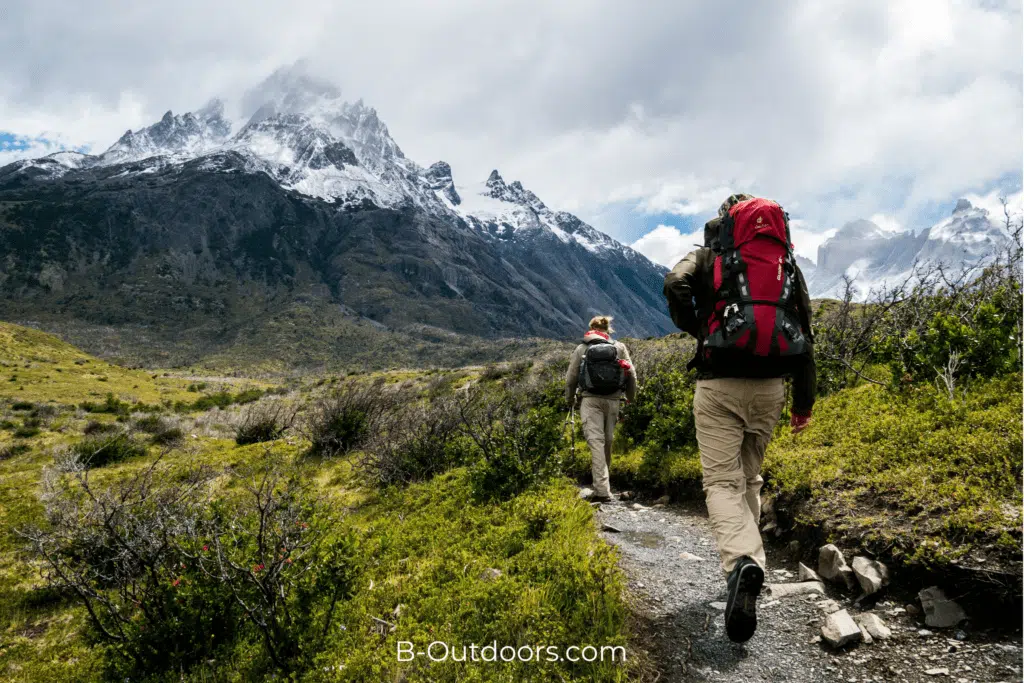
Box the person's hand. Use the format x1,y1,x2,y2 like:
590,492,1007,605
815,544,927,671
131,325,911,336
791,413,811,435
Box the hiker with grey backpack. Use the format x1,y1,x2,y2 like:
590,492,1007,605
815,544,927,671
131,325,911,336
664,194,816,644
564,315,637,503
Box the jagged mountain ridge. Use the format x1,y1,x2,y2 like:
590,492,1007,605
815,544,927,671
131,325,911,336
0,65,672,368
804,199,1013,299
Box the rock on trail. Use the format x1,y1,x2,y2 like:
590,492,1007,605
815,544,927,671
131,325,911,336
591,494,1024,682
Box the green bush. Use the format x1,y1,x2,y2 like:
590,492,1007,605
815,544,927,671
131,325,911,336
465,401,563,501
83,419,119,435
357,396,472,486
619,360,696,453
11,400,33,410
71,432,147,468
23,455,360,679
80,393,132,416
0,443,30,460
150,425,185,446
303,379,400,457
235,401,293,445
13,418,41,439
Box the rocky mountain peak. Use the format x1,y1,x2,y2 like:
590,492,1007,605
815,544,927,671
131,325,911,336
423,161,460,206
953,198,974,214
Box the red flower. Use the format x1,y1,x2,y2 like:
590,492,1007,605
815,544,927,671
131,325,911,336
202,545,209,552
172,578,181,587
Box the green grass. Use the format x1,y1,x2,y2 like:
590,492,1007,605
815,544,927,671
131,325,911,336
764,374,1023,572
0,328,634,681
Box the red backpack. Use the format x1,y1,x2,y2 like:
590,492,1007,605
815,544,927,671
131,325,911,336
703,198,809,357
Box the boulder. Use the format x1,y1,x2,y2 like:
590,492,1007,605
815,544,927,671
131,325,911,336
821,609,863,648
818,544,857,590
654,494,670,505
852,556,890,596
798,562,822,582
480,568,502,581
578,487,595,499
768,581,826,599
918,586,967,628
855,612,892,640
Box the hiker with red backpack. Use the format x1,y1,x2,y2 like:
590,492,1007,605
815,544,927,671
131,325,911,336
565,315,637,503
663,194,815,644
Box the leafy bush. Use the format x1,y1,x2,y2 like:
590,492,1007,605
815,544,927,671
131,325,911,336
235,400,295,445
0,442,31,460
79,393,132,416
11,400,34,410
461,388,563,501
20,454,359,679
618,350,696,453
303,379,401,457
71,432,147,468
357,395,472,486
13,417,42,438
130,414,166,433
150,425,185,446
83,419,119,435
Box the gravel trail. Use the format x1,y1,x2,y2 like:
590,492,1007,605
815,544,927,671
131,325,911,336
593,497,1023,683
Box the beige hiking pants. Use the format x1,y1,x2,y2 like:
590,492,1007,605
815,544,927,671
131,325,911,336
580,396,620,497
693,377,786,574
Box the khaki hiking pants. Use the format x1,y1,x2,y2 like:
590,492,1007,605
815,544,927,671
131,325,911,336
580,396,620,497
693,377,786,574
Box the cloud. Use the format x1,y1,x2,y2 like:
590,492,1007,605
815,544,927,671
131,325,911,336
0,0,1019,244
632,218,834,268
630,224,703,268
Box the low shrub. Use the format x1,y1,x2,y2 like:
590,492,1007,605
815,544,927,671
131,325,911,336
461,388,563,501
357,395,472,486
150,425,185,446
303,379,402,457
20,454,359,679
0,442,31,460
235,401,295,445
80,393,132,416
71,432,147,468
11,400,34,410
83,420,119,436
13,419,42,439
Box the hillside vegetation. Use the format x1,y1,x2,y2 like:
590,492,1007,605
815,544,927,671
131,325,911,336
0,325,634,682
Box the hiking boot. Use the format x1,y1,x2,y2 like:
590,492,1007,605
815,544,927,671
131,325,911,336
591,493,618,503
724,556,764,643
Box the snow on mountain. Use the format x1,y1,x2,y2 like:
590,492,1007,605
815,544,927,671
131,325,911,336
98,99,232,165
456,170,621,254
807,199,1012,299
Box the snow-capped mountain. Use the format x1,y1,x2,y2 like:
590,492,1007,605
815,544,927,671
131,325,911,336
805,200,1013,299
6,63,646,266
0,64,672,366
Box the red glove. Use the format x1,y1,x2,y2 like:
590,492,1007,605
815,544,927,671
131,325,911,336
791,411,811,435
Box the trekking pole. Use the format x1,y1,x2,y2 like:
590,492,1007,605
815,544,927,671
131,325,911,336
570,404,576,458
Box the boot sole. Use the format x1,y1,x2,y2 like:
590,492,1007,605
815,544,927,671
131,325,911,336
725,562,764,643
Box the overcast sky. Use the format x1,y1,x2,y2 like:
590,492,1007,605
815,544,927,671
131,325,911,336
1,0,1021,264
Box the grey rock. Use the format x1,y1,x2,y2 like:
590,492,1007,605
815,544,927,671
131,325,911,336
855,612,892,640
601,523,621,533
818,544,857,590
654,494,671,505
798,562,822,582
919,586,967,628
709,601,727,611
924,667,949,676
679,552,705,561
480,568,502,581
578,487,595,499
852,556,890,596
768,581,826,598
816,599,841,614
821,609,863,648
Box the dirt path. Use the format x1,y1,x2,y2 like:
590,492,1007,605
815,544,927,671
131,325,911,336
592,497,1023,683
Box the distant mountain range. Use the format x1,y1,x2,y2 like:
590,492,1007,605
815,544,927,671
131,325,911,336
800,198,1013,299
0,64,672,370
